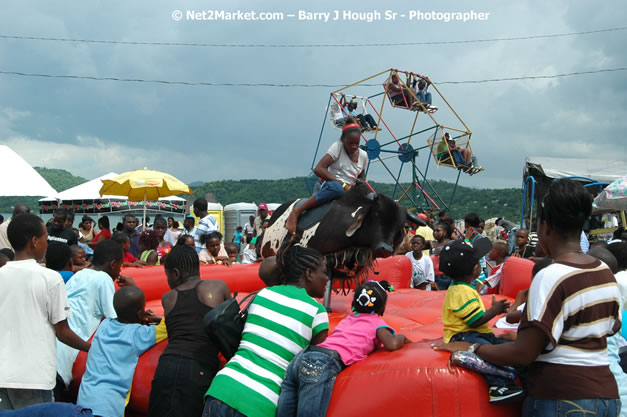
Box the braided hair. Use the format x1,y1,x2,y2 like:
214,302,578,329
164,244,200,276
352,280,392,316
276,237,324,285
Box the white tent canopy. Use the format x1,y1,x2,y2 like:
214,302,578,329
38,172,187,214
525,157,626,184
39,172,186,203
0,145,57,197
40,172,123,202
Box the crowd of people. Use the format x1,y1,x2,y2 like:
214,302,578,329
0,176,626,416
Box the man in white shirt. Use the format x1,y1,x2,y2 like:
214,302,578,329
0,204,30,250
0,214,90,410
192,198,219,253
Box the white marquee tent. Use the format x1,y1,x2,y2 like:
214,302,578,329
39,172,187,214
0,145,57,197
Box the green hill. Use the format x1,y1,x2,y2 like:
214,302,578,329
33,167,86,193
1,169,522,221
191,177,522,220
0,168,86,214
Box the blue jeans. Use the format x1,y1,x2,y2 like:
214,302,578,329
417,90,432,105
202,397,247,417
314,181,344,204
522,397,620,417
276,347,344,417
450,331,512,388
451,150,466,166
435,274,452,290
357,114,377,129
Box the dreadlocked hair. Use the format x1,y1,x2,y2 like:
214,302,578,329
341,116,361,138
352,280,391,316
164,244,200,275
276,236,324,285
139,230,160,250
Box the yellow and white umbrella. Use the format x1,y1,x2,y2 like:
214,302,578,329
99,169,192,224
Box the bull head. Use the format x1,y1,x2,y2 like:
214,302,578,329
345,206,370,237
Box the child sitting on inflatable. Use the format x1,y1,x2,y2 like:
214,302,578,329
438,238,524,403
286,116,367,235
276,280,409,417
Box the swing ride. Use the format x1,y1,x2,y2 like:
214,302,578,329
311,68,483,213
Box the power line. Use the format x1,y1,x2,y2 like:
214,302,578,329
0,26,626,48
0,68,624,88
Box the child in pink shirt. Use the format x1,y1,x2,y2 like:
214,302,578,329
276,281,410,417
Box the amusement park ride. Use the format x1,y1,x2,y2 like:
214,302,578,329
311,68,483,212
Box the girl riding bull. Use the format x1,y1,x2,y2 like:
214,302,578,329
286,116,368,235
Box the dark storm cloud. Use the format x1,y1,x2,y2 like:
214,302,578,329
0,0,625,189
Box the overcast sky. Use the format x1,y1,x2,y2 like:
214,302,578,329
1,0,625,192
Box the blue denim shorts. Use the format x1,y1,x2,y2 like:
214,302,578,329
315,181,344,204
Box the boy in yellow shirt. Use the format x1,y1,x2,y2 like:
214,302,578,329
439,238,523,403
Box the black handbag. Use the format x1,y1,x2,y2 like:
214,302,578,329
203,291,258,361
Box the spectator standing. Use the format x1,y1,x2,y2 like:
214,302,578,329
77,287,166,417
415,213,435,256
0,214,90,410
0,204,30,250
122,214,140,258
56,240,134,392
47,208,78,246
254,203,269,236
434,179,622,416
181,215,195,236
192,198,219,254
232,226,244,253
244,215,256,243
431,220,454,290
89,216,112,248
148,245,230,417
78,216,96,244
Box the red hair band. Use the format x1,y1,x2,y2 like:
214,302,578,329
342,123,361,132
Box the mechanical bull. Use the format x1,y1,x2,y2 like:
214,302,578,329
259,182,425,282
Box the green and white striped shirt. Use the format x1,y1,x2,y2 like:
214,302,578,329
207,285,329,417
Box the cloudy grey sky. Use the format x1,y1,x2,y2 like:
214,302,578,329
1,0,625,193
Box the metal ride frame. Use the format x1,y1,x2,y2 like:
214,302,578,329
312,68,480,212
520,175,615,228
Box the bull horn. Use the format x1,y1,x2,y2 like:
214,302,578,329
367,192,378,201
407,210,426,226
